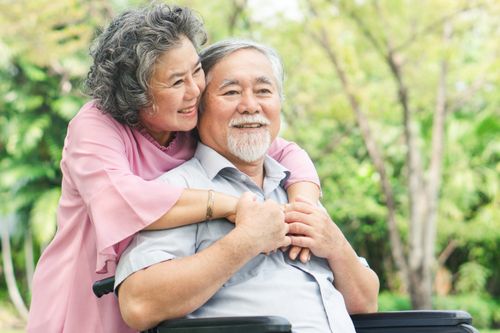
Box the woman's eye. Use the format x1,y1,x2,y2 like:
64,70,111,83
172,79,184,87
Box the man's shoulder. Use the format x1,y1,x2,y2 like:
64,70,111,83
157,157,208,187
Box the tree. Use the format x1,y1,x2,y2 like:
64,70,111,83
0,0,111,319
296,0,499,308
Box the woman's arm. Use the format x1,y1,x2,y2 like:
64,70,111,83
150,138,321,231
268,137,321,262
145,189,238,230
268,137,320,190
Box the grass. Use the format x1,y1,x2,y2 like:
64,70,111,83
0,301,25,333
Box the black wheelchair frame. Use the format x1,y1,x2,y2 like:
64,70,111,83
93,276,479,333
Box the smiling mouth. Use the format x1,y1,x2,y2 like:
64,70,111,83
230,115,270,129
233,123,266,129
178,105,197,114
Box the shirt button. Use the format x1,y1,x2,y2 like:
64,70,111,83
240,175,247,181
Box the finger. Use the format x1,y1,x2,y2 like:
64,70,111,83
285,211,312,224
280,236,292,248
283,203,291,213
287,222,310,235
288,245,301,260
289,235,311,249
288,222,314,236
286,201,317,215
283,222,290,235
299,248,311,264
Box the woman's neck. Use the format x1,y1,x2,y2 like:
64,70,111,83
147,129,175,147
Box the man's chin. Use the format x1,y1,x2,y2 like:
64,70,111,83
227,133,271,163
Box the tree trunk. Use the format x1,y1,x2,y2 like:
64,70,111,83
1,216,29,320
24,228,35,292
306,0,409,290
425,20,451,287
306,0,458,309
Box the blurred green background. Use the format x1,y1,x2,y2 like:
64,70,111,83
0,0,499,331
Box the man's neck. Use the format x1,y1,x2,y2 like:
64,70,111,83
231,158,265,189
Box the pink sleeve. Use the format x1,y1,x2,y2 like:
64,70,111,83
64,109,183,272
268,137,320,188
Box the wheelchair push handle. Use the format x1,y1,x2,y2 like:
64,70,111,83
92,276,115,298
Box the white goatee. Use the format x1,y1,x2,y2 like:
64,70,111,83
227,115,271,163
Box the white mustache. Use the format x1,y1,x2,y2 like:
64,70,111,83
229,115,271,127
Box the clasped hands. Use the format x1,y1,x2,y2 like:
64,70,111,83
233,192,340,263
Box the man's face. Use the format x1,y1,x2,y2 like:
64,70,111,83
198,48,281,165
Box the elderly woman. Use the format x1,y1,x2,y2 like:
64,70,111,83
27,4,320,333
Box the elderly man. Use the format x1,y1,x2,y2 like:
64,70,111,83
115,39,379,332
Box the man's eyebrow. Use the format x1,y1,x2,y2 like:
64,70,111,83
217,76,274,89
218,79,239,90
256,76,274,85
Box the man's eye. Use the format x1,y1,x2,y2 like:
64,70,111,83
193,66,202,75
258,89,272,94
223,90,239,96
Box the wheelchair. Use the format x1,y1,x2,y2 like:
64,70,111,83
93,276,479,333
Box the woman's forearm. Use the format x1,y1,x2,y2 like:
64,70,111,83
146,181,319,231
286,181,320,204
146,189,238,230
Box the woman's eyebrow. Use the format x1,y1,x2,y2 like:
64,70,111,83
164,59,202,82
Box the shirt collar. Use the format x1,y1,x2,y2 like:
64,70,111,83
194,142,290,184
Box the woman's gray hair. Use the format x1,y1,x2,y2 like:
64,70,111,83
200,39,285,101
84,4,207,127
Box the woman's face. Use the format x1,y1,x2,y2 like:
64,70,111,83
140,36,205,146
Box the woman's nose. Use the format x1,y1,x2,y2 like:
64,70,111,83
185,77,201,100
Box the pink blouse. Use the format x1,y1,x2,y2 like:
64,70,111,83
27,101,319,333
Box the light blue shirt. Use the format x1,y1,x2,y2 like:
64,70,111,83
116,143,357,333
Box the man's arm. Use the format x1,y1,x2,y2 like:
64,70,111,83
118,193,291,331
285,198,379,314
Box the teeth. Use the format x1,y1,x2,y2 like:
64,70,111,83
179,107,194,114
235,123,263,128
230,115,270,128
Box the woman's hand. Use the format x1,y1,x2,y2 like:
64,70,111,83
285,183,320,263
285,197,345,261
284,196,315,263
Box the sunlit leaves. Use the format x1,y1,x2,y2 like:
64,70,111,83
0,0,109,69
30,188,60,247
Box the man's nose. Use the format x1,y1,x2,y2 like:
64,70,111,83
237,92,260,113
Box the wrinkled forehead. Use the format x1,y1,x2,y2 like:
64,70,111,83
205,49,276,86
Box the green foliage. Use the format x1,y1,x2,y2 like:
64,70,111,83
434,294,500,329
379,292,500,329
0,1,103,313
378,291,412,311
0,0,498,324
456,262,491,294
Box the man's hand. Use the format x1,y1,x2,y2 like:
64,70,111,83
233,192,291,255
